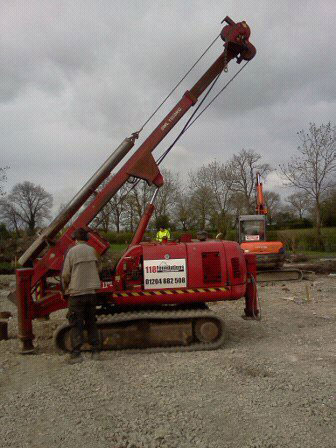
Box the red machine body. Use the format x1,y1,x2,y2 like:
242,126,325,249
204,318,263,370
13,16,259,353
101,240,248,306
17,241,254,315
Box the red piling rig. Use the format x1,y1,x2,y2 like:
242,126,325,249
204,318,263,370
14,16,258,353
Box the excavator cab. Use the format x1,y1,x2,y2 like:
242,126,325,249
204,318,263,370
239,215,266,243
238,172,286,271
239,214,285,270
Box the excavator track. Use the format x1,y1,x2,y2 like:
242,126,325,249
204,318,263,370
257,269,303,282
53,307,227,354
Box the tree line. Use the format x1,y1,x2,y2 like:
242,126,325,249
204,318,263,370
1,123,336,248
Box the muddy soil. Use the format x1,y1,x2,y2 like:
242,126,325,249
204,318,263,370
0,275,335,448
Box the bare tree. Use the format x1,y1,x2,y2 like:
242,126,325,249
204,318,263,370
208,161,236,236
188,167,217,230
129,180,154,223
0,197,22,234
91,177,130,233
122,193,138,232
191,161,235,235
280,122,336,246
173,190,198,231
0,167,9,197
229,149,272,213
206,162,234,210
0,181,53,234
117,169,181,232
109,183,132,232
189,185,214,230
189,182,213,231
153,169,181,221
229,191,248,228
263,191,281,225
285,191,312,220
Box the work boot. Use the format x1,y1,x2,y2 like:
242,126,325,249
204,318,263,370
67,352,83,365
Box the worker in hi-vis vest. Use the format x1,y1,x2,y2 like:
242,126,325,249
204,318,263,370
156,226,171,242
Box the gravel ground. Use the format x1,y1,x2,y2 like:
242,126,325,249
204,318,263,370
0,275,335,448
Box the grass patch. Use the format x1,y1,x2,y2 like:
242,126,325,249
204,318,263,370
292,250,336,259
268,227,336,253
109,243,128,253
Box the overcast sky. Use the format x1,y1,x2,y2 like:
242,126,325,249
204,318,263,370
1,0,335,212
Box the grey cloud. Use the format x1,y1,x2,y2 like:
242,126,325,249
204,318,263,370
1,0,336,207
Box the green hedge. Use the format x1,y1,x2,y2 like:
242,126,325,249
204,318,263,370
267,227,336,252
103,230,201,244
102,231,134,245
103,227,336,252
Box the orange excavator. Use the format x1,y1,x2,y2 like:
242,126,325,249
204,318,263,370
239,173,302,281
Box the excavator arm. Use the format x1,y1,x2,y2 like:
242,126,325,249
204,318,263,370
256,172,268,215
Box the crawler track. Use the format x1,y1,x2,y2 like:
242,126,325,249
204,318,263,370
257,269,303,282
53,307,227,354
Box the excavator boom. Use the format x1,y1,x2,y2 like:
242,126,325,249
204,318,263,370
256,172,267,215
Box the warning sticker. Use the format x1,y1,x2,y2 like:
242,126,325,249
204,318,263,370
143,258,187,290
245,235,260,241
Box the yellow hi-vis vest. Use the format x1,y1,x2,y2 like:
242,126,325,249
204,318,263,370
156,229,170,242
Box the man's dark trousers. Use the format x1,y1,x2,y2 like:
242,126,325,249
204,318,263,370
67,294,99,353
